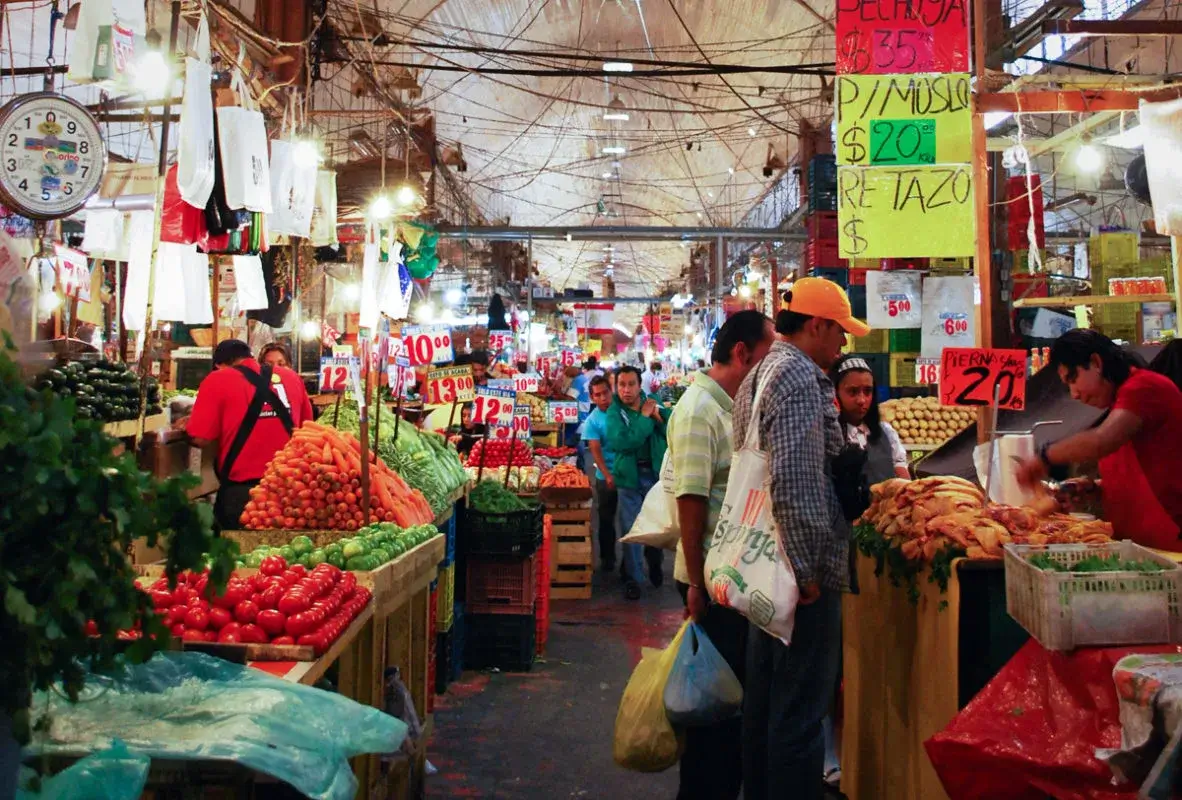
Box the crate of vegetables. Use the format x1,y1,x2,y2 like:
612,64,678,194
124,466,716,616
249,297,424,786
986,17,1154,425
1004,542,1182,651
463,481,545,557
538,464,592,504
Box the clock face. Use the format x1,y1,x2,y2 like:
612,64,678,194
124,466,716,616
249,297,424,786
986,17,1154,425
0,93,106,220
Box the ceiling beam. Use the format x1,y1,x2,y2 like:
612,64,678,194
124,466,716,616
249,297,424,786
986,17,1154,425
1042,19,1182,35
975,85,1182,113
434,225,806,242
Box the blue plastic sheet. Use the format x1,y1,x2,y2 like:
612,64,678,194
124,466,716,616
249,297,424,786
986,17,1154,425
663,621,743,727
23,652,407,800
18,741,148,800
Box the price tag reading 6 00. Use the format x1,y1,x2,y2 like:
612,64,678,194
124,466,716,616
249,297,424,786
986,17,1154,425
401,325,454,366
472,386,516,426
426,365,476,405
939,347,1028,411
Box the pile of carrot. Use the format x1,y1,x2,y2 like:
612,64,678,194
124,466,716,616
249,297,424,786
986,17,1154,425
240,421,435,531
539,464,590,489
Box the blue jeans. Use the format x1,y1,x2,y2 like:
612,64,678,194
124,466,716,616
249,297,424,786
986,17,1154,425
616,466,657,585
742,589,843,800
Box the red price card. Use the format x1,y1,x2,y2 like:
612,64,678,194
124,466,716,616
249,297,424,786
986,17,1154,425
939,348,1028,410
401,325,454,366
426,365,476,405
835,0,969,74
472,386,516,425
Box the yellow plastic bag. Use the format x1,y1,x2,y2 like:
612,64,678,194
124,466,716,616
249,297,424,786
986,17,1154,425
612,621,688,772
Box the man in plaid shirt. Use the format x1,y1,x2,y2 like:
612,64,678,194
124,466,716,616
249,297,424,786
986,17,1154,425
731,277,870,800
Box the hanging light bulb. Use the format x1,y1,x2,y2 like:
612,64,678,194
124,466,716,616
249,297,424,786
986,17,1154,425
603,94,630,122
396,185,418,207
300,320,321,340
370,195,392,219
132,50,171,97
1075,139,1104,172
739,285,752,298
292,140,320,169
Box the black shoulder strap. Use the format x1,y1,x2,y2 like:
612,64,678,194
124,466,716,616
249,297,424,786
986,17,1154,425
216,365,294,481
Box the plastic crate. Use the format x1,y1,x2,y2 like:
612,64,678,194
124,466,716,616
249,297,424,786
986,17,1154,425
889,329,922,352
807,266,849,287
848,268,869,286
809,191,838,213
808,154,837,192
442,513,457,566
847,328,888,353
466,555,537,615
848,284,867,318
450,603,465,682
805,241,844,270
1089,231,1139,266
889,352,921,388
1003,542,1182,651
465,611,536,671
435,631,452,694
807,212,838,241
879,257,929,271
437,563,456,632
462,503,545,557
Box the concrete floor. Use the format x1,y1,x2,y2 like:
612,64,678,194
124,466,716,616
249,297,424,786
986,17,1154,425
428,565,686,799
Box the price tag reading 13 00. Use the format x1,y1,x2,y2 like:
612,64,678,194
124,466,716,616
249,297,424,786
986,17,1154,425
472,386,516,426
426,365,476,405
401,325,454,366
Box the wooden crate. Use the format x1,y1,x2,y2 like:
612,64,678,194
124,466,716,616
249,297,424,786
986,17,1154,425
548,503,592,599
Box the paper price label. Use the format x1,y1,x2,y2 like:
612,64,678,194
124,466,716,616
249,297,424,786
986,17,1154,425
320,356,358,393
939,348,1028,410
473,386,516,425
560,347,581,367
401,325,454,366
513,372,541,393
488,331,513,352
492,410,533,440
426,365,476,405
915,358,940,385
386,363,414,398
547,401,578,424
535,351,557,376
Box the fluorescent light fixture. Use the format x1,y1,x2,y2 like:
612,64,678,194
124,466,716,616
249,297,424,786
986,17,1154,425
706,190,714,198
1104,125,1143,150
603,244,615,252
727,167,735,175
747,127,757,137
603,93,630,121
602,171,613,178
601,145,626,155
603,61,633,72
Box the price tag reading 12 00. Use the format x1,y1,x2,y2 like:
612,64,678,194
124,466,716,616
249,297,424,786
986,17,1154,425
472,386,516,426
401,325,454,366
320,356,358,392
939,347,1028,411
426,365,476,405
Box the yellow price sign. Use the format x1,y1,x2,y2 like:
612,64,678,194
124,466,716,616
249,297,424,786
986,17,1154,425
426,365,476,405
836,73,972,167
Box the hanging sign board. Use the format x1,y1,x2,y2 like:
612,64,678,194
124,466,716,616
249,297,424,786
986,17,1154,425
54,244,91,300
560,347,581,367
837,164,976,258
401,325,454,366
547,401,578,424
387,360,414,399
472,386,516,426
836,74,972,166
513,372,541,393
939,347,1028,410
866,270,923,329
488,331,514,352
425,365,476,405
835,0,970,74
320,356,360,393
920,275,976,357
535,350,557,376
492,407,533,440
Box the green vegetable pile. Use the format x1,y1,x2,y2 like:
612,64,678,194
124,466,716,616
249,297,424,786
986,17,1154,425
468,480,529,514
328,401,467,514
853,523,965,605
1027,553,1166,574
234,523,441,572
35,359,162,422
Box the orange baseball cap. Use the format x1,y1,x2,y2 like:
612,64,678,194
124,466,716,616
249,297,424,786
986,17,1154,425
782,277,871,337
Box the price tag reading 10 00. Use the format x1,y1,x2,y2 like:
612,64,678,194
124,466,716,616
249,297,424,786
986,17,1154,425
472,386,516,426
401,325,454,366
426,365,476,405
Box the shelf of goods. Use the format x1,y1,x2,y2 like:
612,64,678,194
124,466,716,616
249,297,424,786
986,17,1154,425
843,475,1117,800
1011,292,1174,309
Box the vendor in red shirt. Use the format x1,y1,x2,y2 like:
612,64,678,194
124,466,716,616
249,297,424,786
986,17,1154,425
1018,329,1182,550
187,339,313,530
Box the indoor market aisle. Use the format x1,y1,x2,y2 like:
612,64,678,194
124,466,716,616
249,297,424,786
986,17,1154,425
429,565,684,798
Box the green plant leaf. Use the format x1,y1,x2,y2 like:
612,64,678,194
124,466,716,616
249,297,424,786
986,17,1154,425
5,586,36,625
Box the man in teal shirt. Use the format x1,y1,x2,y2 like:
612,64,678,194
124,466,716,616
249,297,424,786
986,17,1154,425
606,365,671,599
581,375,619,573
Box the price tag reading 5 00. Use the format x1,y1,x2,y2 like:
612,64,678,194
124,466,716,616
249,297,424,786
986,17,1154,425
426,365,476,405
472,386,516,426
939,347,1028,411
401,325,454,366
547,401,578,424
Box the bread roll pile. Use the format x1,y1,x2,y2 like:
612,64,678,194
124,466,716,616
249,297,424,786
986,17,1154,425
880,397,975,446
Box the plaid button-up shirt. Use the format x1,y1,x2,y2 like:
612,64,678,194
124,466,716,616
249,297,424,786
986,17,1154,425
732,340,851,592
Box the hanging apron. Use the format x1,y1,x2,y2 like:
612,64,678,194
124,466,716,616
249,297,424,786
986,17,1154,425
1099,442,1181,551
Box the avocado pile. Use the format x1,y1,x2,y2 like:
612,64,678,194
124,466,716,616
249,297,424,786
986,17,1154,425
36,360,163,422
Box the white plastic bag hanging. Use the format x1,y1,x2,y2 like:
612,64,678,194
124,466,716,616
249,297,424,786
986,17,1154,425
82,209,125,256
180,249,214,325
121,211,155,331
310,170,338,246
69,0,146,85
1140,97,1182,236
176,14,215,208
621,452,680,551
704,374,799,644
359,235,381,331
267,141,318,237
217,67,272,213
152,243,189,322
232,254,269,311
920,275,975,358
377,242,408,319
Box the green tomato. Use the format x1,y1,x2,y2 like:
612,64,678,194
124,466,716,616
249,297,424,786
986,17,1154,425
388,541,406,558
326,550,346,569
290,535,314,555
372,548,391,565
278,545,296,562
342,540,369,559
345,555,371,571
306,549,327,567
243,552,264,568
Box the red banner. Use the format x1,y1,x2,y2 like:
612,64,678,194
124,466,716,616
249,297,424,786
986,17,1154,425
835,0,970,75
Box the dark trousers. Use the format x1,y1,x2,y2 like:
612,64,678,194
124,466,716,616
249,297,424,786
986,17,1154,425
742,589,843,800
595,478,618,564
676,581,748,800
213,479,258,531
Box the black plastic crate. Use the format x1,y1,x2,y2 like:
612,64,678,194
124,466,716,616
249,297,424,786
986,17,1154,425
465,611,536,672
462,503,545,558
809,189,838,212
808,154,837,192
435,631,452,694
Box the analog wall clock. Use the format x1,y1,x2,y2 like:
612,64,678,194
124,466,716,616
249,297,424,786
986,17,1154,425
0,92,106,220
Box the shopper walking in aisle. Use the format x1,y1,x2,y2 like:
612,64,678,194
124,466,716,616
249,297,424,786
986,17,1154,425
732,278,870,800
187,339,314,530
669,310,775,800
606,365,671,600
582,376,620,573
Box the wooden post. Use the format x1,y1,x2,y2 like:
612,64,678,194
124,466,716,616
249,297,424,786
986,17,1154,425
475,424,491,483
360,347,372,526
210,257,220,346
446,398,459,430
972,0,995,444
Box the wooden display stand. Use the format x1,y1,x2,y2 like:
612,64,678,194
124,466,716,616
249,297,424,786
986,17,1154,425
546,503,592,600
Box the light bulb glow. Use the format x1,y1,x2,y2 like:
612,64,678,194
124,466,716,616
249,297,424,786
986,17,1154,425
369,195,392,219
1075,143,1104,172
133,50,171,97
748,271,762,282
444,287,464,306
601,145,626,155
292,140,320,169
414,303,436,324
396,185,417,206
738,285,752,298
342,283,362,302
603,61,633,72
300,320,321,340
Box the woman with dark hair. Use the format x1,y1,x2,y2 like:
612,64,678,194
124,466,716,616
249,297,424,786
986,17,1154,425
1018,329,1182,549
829,355,911,484
258,342,292,370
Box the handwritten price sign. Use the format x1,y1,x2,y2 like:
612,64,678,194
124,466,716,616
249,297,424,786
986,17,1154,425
535,351,557,376
426,365,476,405
488,331,513,353
401,325,454,366
939,348,1028,411
914,357,940,385
547,401,578,424
560,347,581,368
492,410,532,440
513,372,541,393
320,356,359,392
835,0,969,75
473,386,516,426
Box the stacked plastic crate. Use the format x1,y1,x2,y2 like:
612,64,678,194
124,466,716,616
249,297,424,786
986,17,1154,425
1090,232,1153,341
434,513,458,695
805,156,847,290
535,514,553,656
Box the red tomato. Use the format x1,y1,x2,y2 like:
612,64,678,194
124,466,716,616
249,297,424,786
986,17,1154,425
187,595,205,607
183,608,209,631
84,620,99,636
256,609,287,637
234,600,259,625
171,623,186,637
181,628,206,642
289,564,308,577
279,571,300,587
150,590,174,608
270,635,295,646
219,621,242,639
259,555,288,576
239,623,267,644
167,604,189,624
250,574,272,592
203,630,218,642
285,611,315,638
313,563,341,580
207,607,233,630
278,593,311,616
212,582,250,610
259,584,284,610
217,627,241,643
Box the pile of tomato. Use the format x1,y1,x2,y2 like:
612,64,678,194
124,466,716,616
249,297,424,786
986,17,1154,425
466,438,534,467
142,557,371,656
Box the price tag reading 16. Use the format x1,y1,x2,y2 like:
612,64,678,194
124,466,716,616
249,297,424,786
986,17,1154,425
401,325,454,366
939,347,1028,411
472,386,516,426
426,365,476,405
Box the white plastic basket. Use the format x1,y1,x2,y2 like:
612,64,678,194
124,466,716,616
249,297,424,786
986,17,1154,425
1004,541,1182,651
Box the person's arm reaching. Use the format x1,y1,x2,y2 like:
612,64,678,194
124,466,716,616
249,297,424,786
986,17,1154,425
1017,409,1142,486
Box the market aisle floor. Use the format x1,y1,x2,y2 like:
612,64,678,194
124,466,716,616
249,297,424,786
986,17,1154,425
428,563,684,798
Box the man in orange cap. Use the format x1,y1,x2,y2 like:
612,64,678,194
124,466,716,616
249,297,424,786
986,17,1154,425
730,277,870,800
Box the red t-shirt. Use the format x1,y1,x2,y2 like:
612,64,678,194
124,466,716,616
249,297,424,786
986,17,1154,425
1109,368,1182,532
188,359,313,482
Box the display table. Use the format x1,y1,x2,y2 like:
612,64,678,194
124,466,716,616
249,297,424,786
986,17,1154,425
926,640,1181,800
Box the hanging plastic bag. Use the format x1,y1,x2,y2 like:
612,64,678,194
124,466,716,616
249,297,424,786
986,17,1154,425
663,622,743,727
176,13,215,208
69,0,145,85
151,242,191,322
613,621,688,772
18,741,148,800
359,233,381,331
621,452,680,551
377,242,408,319
704,373,800,644
232,254,269,311
268,98,318,237
82,209,125,256
216,67,272,213
180,248,214,324
310,170,338,246
160,165,207,246
1140,97,1182,236
121,211,155,331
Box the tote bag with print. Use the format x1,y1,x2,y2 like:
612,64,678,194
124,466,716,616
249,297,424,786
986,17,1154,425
217,70,272,213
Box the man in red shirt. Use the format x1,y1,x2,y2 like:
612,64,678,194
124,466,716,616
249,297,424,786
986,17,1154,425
187,339,313,529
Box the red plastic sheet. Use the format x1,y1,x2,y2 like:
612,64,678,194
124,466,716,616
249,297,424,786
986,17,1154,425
925,640,1182,800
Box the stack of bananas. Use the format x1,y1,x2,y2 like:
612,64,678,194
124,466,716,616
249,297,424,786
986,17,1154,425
880,397,975,446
